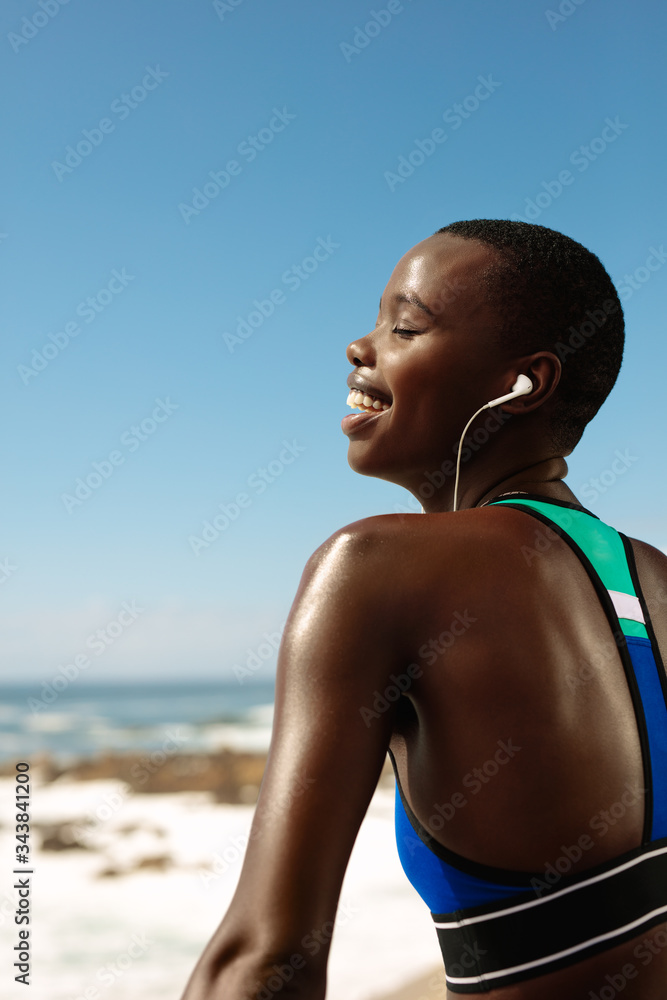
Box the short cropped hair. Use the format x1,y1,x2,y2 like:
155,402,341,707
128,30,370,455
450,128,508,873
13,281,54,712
434,219,624,452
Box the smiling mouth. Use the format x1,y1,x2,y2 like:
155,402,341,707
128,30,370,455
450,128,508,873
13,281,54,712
346,390,392,413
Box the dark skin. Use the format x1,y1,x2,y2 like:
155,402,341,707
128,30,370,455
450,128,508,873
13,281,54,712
180,234,667,999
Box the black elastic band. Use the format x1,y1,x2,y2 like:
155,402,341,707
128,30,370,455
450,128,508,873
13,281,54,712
484,493,600,518
434,838,667,993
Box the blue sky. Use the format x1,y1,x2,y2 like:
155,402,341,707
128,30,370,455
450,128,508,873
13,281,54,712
1,0,665,682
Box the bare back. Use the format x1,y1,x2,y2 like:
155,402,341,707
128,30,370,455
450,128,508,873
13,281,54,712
388,504,667,999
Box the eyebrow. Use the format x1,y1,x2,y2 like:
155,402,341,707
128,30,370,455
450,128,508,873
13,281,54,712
378,292,435,318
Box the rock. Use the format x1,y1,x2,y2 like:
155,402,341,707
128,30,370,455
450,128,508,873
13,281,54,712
36,822,92,851
43,749,268,802
134,855,171,871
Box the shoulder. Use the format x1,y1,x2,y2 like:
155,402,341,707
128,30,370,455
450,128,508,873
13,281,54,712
296,515,417,608
304,513,414,568
627,535,667,605
303,512,444,578
628,536,667,567
301,507,536,592
627,536,667,591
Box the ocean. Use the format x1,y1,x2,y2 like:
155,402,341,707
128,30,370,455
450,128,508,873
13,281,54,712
0,678,444,1000
0,679,276,763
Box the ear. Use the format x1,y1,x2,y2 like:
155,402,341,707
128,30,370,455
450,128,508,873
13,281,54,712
500,352,561,414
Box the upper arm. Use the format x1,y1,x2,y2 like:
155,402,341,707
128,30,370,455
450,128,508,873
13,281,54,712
210,520,410,975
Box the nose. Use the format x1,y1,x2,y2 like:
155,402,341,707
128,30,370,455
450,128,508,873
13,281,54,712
346,330,375,368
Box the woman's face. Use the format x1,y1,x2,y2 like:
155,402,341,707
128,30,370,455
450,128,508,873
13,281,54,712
343,233,513,489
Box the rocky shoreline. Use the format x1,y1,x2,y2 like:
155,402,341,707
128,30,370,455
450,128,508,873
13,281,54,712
3,747,396,800
17,748,269,801
6,748,397,866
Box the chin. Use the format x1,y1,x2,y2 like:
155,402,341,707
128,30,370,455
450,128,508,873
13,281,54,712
345,445,409,488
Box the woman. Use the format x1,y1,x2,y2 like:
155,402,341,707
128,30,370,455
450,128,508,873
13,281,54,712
180,220,667,999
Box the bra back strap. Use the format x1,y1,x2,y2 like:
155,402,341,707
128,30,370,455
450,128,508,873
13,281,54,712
433,838,667,993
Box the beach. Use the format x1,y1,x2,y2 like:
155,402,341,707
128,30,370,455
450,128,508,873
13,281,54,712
1,747,444,1000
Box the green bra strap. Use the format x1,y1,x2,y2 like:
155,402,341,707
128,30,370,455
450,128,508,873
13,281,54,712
489,498,648,640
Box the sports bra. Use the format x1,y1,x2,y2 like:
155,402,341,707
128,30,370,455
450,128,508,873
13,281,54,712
388,495,667,993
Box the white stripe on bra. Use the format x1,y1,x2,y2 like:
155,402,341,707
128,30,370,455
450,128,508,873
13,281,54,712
609,590,645,624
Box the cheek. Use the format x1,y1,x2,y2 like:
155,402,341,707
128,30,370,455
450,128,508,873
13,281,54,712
402,389,453,433
347,378,459,464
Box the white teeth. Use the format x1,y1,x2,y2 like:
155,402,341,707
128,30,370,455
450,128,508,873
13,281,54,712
346,387,392,412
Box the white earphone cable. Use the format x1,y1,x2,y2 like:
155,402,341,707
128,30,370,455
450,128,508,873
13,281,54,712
452,403,491,512
451,375,534,512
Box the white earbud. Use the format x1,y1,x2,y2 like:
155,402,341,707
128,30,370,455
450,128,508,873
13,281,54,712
451,375,534,512
483,374,534,410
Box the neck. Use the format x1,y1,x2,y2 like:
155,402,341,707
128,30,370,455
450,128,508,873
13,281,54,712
417,457,576,513
472,459,576,508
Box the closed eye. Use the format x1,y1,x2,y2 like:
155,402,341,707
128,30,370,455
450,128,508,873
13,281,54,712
393,327,423,339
